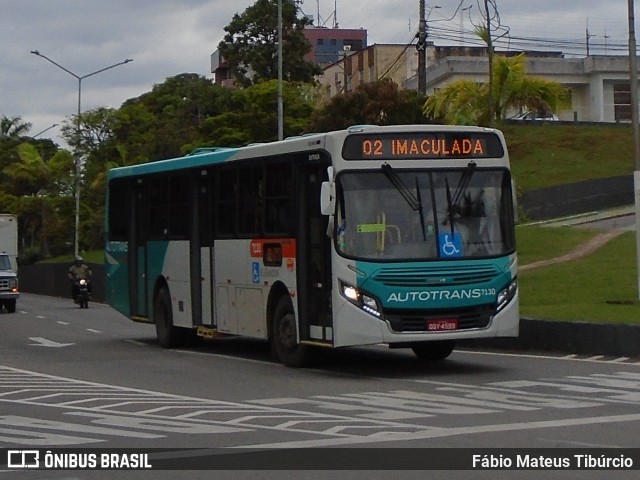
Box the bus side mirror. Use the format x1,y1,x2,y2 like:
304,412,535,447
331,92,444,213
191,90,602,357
320,181,335,216
320,166,335,216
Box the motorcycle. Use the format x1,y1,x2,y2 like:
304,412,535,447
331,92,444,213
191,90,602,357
73,278,91,308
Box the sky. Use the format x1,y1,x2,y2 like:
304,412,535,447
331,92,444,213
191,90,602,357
0,0,634,146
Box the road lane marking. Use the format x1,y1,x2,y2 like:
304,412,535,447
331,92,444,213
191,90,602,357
457,349,640,365
242,413,640,448
28,337,75,348
2,365,640,448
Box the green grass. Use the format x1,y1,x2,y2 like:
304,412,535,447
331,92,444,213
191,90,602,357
501,123,634,191
516,224,600,265
517,227,640,324
40,250,103,264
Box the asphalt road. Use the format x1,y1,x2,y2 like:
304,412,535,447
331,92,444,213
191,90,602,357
1,294,640,479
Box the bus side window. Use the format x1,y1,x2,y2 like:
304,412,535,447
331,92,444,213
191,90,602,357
218,169,237,236
108,180,130,241
149,176,169,238
265,162,292,235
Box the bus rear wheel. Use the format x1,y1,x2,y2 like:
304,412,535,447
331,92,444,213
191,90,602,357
271,296,314,368
155,287,180,348
411,340,455,361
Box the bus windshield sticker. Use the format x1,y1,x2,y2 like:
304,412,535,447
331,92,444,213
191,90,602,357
357,223,386,233
439,232,463,257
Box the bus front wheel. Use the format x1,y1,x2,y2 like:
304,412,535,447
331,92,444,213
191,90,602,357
271,297,314,368
411,340,455,361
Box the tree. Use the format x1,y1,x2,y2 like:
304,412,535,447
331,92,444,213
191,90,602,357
306,80,429,132
116,73,233,160
0,115,31,139
60,107,118,160
218,0,321,87
423,54,570,125
3,143,73,257
200,79,315,145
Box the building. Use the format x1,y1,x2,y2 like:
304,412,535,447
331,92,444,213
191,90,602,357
211,26,367,88
210,50,235,88
317,40,638,123
303,26,367,67
317,43,422,100
404,53,637,122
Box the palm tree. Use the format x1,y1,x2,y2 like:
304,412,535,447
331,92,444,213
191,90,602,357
0,115,31,139
3,143,73,257
424,53,570,125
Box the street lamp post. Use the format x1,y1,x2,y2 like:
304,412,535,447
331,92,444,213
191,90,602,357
32,123,59,139
459,5,473,46
30,50,132,258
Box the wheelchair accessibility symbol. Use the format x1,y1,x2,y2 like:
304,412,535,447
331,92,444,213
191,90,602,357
439,233,463,257
252,262,260,283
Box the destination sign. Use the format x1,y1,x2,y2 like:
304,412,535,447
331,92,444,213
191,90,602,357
342,132,504,160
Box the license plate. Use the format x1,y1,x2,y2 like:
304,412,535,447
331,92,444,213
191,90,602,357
427,319,459,331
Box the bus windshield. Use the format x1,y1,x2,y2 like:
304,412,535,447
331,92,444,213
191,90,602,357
335,167,515,261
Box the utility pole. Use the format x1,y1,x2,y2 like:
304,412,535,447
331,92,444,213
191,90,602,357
628,0,640,300
484,0,494,127
277,0,284,141
417,0,427,94
586,22,594,56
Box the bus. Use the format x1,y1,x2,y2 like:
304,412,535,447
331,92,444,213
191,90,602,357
105,124,518,367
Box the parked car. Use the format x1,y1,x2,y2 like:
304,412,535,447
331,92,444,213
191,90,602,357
510,111,559,121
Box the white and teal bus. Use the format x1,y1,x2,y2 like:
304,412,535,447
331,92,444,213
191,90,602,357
105,124,518,367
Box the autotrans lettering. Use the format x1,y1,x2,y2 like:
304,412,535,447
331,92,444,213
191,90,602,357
343,131,504,160
387,288,496,303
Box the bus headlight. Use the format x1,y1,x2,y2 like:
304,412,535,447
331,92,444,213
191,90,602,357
497,278,517,312
340,281,382,318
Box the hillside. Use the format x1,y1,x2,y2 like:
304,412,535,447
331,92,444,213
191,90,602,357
501,123,635,191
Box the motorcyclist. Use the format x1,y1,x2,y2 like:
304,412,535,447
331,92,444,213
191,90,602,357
68,256,92,301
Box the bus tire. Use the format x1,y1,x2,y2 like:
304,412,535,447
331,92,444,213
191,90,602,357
271,296,314,368
154,287,180,348
411,340,455,361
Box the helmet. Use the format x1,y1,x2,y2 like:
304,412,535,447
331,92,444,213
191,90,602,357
75,256,83,264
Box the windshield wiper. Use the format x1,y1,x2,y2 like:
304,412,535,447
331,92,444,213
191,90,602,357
381,163,426,240
451,161,477,211
445,161,477,234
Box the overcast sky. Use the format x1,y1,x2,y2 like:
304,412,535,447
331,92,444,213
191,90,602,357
0,0,633,146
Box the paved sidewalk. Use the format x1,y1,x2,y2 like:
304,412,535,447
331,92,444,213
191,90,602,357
520,205,636,272
519,230,625,272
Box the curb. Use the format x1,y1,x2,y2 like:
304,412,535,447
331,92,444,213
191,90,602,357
461,318,640,357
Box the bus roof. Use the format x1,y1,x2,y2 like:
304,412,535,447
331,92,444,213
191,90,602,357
106,125,503,181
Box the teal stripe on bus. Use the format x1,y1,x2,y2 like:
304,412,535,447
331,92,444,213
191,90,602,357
355,256,515,310
107,147,240,180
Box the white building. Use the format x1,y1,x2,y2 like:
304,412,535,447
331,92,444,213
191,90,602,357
316,42,638,123
405,54,637,122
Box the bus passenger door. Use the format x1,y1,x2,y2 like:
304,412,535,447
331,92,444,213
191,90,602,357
195,173,215,327
296,160,332,345
130,180,149,318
